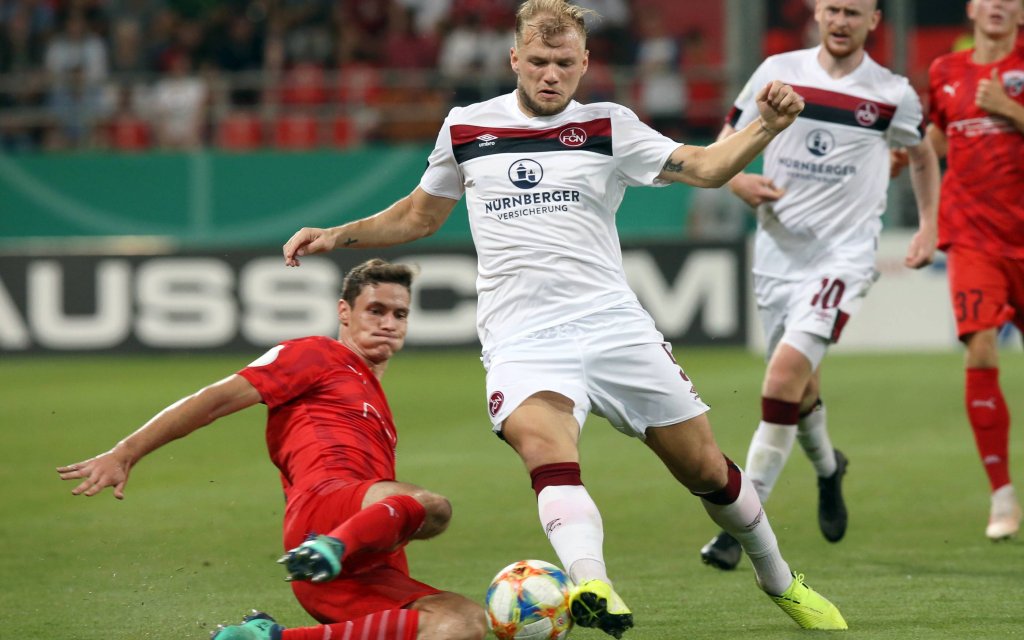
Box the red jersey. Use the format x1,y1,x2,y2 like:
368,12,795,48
238,336,397,498
928,46,1024,259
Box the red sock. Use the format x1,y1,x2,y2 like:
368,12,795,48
530,462,582,494
327,495,426,560
966,368,1012,491
281,608,418,640
693,456,742,505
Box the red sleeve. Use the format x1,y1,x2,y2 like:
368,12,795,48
237,337,332,408
927,56,948,130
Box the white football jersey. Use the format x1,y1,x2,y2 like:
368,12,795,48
729,46,925,279
420,92,680,351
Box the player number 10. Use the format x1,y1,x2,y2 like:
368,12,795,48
811,278,846,310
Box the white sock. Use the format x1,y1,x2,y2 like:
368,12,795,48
797,401,837,477
537,485,609,585
701,473,793,595
745,421,797,503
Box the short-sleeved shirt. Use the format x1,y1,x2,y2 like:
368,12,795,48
727,46,925,280
419,92,680,352
928,46,1024,259
237,336,397,499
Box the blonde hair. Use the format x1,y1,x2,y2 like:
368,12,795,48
515,0,594,47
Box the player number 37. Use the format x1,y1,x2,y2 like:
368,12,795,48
954,288,984,322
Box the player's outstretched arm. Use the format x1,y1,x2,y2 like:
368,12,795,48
658,81,804,188
283,187,459,267
713,123,786,207
56,375,261,499
903,139,941,269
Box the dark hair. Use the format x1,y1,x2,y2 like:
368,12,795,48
515,0,592,48
341,259,415,306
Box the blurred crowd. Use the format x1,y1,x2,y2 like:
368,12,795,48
0,0,728,151
0,0,976,153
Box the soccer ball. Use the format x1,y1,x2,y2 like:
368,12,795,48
485,559,574,640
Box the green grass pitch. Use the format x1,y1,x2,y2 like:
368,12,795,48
3,348,1022,639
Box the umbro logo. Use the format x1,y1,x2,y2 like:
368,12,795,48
544,518,563,537
477,133,498,147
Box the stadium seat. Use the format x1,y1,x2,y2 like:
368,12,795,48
330,115,358,149
335,62,384,106
217,112,264,151
107,116,151,151
273,113,320,150
912,26,969,73
864,26,891,66
279,62,329,106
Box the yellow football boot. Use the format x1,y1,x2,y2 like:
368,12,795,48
569,578,634,638
770,573,848,630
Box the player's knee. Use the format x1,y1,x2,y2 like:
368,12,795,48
408,488,452,538
689,449,729,493
418,601,488,640
799,382,819,411
762,373,801,402
667,443,727,493
459,603,489,640
965,329,1000,368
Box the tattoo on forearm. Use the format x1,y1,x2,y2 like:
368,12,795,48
343,237,359,246
662,158,684,174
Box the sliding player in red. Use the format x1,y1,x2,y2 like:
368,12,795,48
57,259,487,640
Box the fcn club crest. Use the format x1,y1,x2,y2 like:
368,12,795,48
558,127,587,147
855,101,879,127
489,391,505,417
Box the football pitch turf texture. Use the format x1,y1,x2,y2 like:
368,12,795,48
3,348,1022,639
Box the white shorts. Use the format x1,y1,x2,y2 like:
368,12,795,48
481,302,710,438
754,263,878,359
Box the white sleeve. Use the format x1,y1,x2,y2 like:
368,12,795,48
728,59,772,130
419,110,465,200
610,105,681,187
886,80,925,148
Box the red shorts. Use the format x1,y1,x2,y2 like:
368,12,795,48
946,245,1024,339
283,479,441,623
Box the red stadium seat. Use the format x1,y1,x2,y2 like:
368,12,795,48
336,62,384,105
273,113,320,150
217,112,264,151
108,116,151,151
279,62,329,106
912,27,970,73
330,115,358,148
